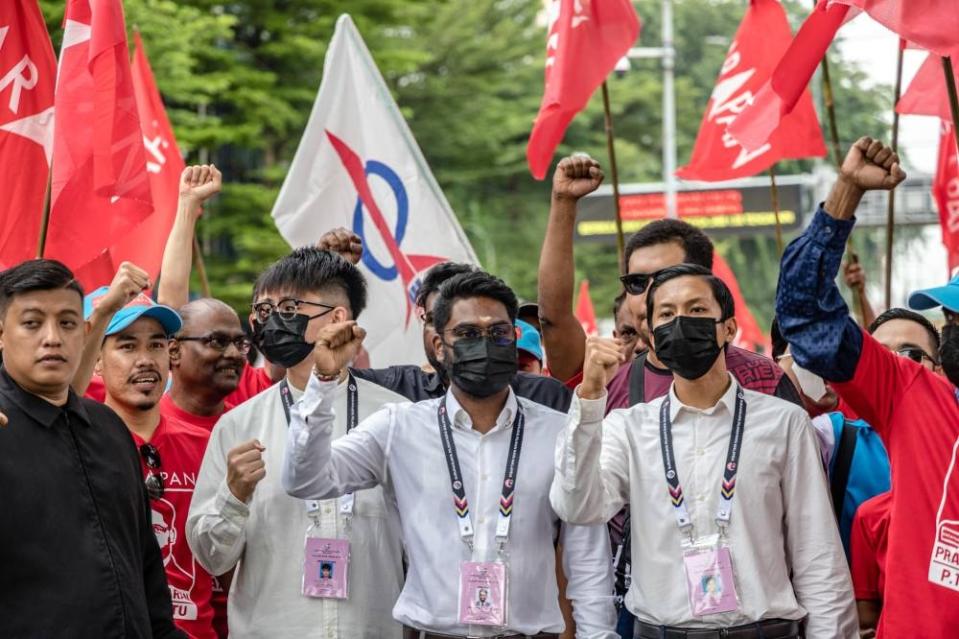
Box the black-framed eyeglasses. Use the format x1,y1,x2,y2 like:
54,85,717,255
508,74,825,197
175,333,253,355
620,272,656,296
896,347,938,366
442,323,516,346
251,298,336,323
140,443,164,500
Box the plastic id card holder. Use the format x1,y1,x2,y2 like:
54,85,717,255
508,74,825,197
458,560,507,626
682,537,740,617
302,538,350,599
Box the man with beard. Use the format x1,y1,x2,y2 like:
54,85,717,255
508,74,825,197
283,270,617,638
776,135,959,637
187,247,406,638
87,287,218,638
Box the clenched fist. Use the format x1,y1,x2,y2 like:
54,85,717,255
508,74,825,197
179,164,223,214
313,321,367,378
227,439,266,503
552,154,604,202
97,262,151,315
579,336,625,400
317,227,363,265
839,137,906,192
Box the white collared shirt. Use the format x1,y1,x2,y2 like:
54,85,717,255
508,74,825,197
283,375,618,638
550,375,858,638
186,376,406,639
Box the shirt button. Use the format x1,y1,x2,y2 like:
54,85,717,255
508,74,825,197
695,448,705,457
479,517,486,525
698,495,707,502
481,474,489,481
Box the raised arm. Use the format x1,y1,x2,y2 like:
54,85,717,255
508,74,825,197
157,165,222,308
72,262,150,395
537,156,604,382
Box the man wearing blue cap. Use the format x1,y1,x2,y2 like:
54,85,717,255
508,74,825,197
85,286,220,639
909,275,959,390
516,318,544,375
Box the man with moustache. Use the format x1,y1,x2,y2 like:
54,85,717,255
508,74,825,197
85,286,218,638
0,259,183,638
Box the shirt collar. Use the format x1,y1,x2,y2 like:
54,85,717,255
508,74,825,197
667,372,739,422
0,367,92,428
443,386,519,433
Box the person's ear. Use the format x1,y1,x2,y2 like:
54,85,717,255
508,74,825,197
721,317,738,345
432,333,446,364
169,339,181,368
248,313,257,332
332,306,349,323
84,319,94,338
94,356,103,377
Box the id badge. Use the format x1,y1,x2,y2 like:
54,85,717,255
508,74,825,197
682,538,740,617
302,538,350,599
458,560,507,626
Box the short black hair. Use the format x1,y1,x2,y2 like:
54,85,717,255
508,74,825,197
645,263,734,328
432,271,518,334
253,247,367,318
624,219,714,270
868,307,940,351
0,259,84,318
770,317,787,361
414,262,477,309
613,291,628,319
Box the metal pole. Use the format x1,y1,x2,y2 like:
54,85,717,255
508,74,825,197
884,43,904,310
944,57,959,152
601,81,627,272
769,165,784,257
662,0,677,218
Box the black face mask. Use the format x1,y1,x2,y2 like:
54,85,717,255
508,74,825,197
445,337,518,398
941,324,959,388
254,313,314,368
652,316,725,380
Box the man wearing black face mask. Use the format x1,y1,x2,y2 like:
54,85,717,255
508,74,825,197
187,247,407,638
552,264,856,638
283,270,617,639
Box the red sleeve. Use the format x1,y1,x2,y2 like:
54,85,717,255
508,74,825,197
225,364,274,407
84,374,107,403
832,328,922,438
850,506,881,601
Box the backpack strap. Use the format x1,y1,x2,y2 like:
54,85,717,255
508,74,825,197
628,351,649,407
830,422,858,522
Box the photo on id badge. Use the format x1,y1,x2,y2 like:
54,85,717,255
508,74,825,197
302,538,349,599
684,546,739,616
459,561,506,626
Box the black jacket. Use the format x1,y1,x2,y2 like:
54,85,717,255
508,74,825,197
0,368,183,638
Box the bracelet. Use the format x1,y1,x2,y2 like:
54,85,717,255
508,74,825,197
313,367,341,382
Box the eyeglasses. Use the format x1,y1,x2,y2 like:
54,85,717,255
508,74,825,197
251,298,335,323
140,443,164,500
896,347,938,365
176,333,253,355
442,323,516,346
620,272,656,296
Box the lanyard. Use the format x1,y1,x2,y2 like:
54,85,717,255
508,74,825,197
659,385,747,538
437,397,525,551
280,374,359,518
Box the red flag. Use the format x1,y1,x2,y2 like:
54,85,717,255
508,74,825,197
575,279,598,337
713,252,768,353
75,33,185,289
46,0,152,276
832,0,959,57
677,0,826,181
0,0,56,268
728,0,851,152
526,0,640,179
896,49,959,121
933,121,959,274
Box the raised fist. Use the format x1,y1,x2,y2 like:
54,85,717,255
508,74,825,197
579,336,624,399
226,439,266,503
552,155,604,202
317,227,363,265
839,137,907,192
312,321,367,377
98,262,150,315
179,164,223,211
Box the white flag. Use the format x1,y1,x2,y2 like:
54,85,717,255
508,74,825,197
272,14,478,367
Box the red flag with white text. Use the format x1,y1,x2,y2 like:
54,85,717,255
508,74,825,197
575,279,598,337
933,121,959,274
0,0,56,268
677,0,825,181
75,33,185,288
46,0,152,276
526,0,640,179
713,252,768,353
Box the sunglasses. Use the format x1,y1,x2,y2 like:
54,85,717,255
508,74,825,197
896,347,937,365
619,272,657,296
140,443,164,500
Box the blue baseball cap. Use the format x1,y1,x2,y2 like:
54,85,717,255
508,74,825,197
907,274,959,312
83,286,182,337
515,319,543,362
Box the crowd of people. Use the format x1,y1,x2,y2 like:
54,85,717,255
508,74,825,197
1,135,957,639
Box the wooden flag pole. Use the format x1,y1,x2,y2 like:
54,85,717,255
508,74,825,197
601,81,627,273
944,57,959,152
769,165,784,256
192,237,212,298
884,43,905,310
36,171,52,258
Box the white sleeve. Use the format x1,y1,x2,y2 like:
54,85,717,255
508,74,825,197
782,410,858,638
560,523,618,638
549,390,631,525
810,413,837,468
186,412,249,576
282,372,391,500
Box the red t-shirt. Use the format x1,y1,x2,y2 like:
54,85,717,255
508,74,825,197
224,364,274,408
131,417,216,639
850,491,892,601
834,330,959,638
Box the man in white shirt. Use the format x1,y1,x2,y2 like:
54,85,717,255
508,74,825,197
186,248,406,638
550,264,857,639
283,270,617,639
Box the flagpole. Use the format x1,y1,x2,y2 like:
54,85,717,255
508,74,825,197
884,43,905,310
769,165,784,256
944,57,959,152
192,237,212,297
601,81,627,273
36,170,52,258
